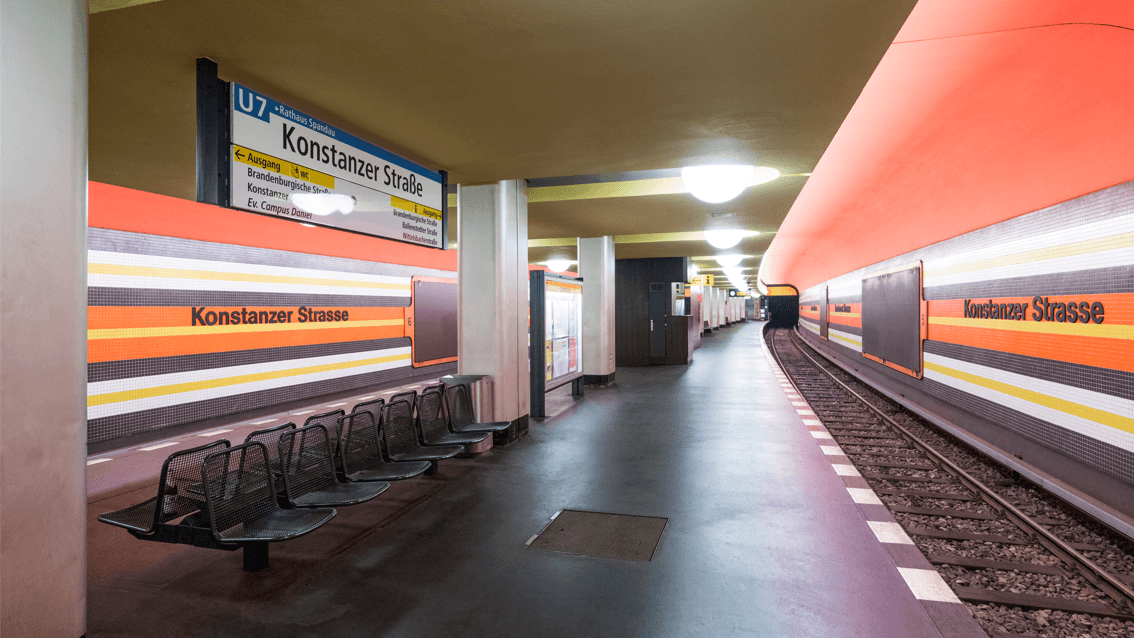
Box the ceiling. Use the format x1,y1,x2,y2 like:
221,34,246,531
760,1,1134,292
89,0,919,285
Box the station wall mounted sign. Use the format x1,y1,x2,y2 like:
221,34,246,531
690,274,714,286
229,83,444,248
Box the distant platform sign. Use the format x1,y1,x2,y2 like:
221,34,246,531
229,83,444,248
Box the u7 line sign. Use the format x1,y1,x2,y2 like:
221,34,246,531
229,82,444,248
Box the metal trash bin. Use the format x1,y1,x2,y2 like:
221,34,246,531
440,374,495,453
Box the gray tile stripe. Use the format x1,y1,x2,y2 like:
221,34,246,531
86,360,457,444
921,378,1134,486
88,287,410,308
88,227,457,280
828,295,860,304
828,322,862,337
924,340,1134,402
89,337,412,383
925,264,1134,300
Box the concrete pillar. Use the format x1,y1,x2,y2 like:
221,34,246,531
0,0,88,635
578,236,615,383
457,181,530,433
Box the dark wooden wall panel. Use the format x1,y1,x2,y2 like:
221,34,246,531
615,257,688,365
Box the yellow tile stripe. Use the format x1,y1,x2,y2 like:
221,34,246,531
927,231,1134,278
89,263,412,291
830,311,861,318
925,361,1134,435
831,332,862,347
88,318,404,341
88,352,411,407
929,316,1134,340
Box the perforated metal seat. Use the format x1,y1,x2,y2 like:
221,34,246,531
445,383,511,433
244,422,296,481
338,412,430,482
201,441,335,542
417,389,489,446
382,399,462,463
389,390,417,417
303,409,346,452
99,440,231,533
278,424,388,507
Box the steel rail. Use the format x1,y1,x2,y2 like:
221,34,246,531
769,327,1134,616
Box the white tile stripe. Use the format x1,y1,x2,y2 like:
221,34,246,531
139,441,179,452
819,445,845,456
89,249,412,287
897,568,963,603
924,352,1134,454
810,431,834,439
831,463,860,476
88,349,412,420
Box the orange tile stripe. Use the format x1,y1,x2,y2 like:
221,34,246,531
928,295,1134,374
88,307,406,363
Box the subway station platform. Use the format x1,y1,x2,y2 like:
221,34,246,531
87,321,976,637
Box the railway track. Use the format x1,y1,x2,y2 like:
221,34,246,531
768,327,1134,637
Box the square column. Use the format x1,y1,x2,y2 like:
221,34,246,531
1,0,88,635
457,181,530,439
578,236,615,384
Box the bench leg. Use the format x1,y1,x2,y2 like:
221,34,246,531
243,542,269,572
426,460,438,475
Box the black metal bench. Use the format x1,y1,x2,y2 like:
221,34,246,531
338,410,431,482
277,424,388,508
99,440,336,571
303,409,346,454
416,389,490,447
444,383,511,433
389,390,417,418
382,399,462,474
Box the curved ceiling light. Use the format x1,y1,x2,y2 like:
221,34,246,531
688,263,700,280
704,229,759,249
715,254,744,268
545,258,575,273
681,166,781,203
290,193,356,216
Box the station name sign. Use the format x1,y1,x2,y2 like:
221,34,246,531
963,296,1105,324
229,83,444,248
191,306,350,326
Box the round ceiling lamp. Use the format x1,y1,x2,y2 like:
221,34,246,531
704,229,760,249
715,254,744,268
290,193,356,216
681,166,781,203
688,263,700,280
681,165,754,203
545,258,575,273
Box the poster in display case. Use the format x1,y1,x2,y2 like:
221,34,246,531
530,270,584,417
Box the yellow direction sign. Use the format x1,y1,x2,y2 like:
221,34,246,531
690,274,714,286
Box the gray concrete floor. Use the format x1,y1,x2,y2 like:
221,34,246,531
89,321,946,637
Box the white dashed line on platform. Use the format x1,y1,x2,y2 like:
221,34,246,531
292,409,315,415
846,488,883,505
810,431,834,439
356,395,377,400
87,458,112,465
252,418,275,425
328,402,348,407
802,419,822,426
819,446,845,456
869,521,914,545
898,568,962,603
197,429,232,437
139,441,179,452
831,464,860,476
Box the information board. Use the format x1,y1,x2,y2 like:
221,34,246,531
229,83,444,248
544,278,582,384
